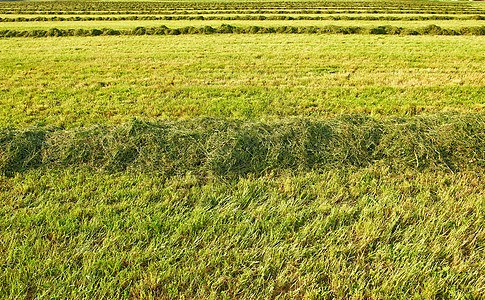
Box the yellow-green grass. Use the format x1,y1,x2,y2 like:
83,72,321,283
1,167,485,299
5,9,478,15
1,0,483,16
1,34,484,128
2,114,485,176
0,19,484,30
1,2,485,299
0,13,481,19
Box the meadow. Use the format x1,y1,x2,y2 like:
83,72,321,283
1,35,484,128
1,18,485,30
1,0,485,299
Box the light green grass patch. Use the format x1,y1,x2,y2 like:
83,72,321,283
1,168,484,299
0,19,484,30
1,34,484,128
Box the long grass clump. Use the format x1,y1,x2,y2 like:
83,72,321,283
1,113,485,177
1,24,485,38
1,0,484,15
1,15,484,22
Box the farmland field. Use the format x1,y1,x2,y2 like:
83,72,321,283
2,35,485,127
1,0,485,299
1,18,485,30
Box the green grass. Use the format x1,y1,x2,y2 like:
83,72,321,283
1,34,484,128
2,114,485,177
0,19,484,30
2,24,485,38
1,167,485,299
1,13,483,20
2,114,485,298
2,1,485,299
1,0,484,15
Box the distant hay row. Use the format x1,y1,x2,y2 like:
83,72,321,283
2,114,485,177
1,24,485,38
1,0,483,15
0,0,480,14
4,9,484,15
1,15,484,22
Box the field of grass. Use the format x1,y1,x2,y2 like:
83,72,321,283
1,34,484,128
1,0,485,299
1,0,484,15
1,13,483,20
2,167,485,299
1,18,485,30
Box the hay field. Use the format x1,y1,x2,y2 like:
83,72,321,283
1,1,485,299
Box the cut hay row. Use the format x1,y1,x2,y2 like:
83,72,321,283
0,1,477,11
1,24,485,38
2,113,485,177
4,9,485,16
2,14,484,22
1,0,484,16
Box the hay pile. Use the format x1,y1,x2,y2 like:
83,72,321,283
1,114,484,176
1,25,485,38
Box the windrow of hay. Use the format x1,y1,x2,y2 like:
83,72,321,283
2,15,484,22
1,0,484,15
1,114,485,177
1,24,485,38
